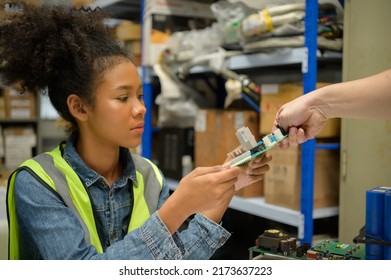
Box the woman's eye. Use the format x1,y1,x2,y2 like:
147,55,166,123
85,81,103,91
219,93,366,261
117,96,128,102
137,93,144,100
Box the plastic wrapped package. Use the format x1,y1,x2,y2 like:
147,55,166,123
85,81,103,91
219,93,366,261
239,3,305,39
238,0,344,52
155,94,199,128
210,1,255,45
153,64,203,128
164,23,223,62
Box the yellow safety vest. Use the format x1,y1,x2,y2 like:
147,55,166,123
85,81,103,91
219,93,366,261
7,144,163,259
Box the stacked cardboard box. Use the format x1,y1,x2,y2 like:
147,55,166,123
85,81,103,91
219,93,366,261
3,87,36,119
264,145,340,210
3,127,36,171
115,20,142,66
194,109,263,198
260,82,340,209
71,0,95,8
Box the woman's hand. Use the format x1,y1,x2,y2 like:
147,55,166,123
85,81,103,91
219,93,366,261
174,166,240,214
231,153,272,191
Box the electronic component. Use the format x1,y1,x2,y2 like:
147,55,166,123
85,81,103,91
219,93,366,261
235,126,257,151
309,240,365,260
225,125,288,167
249,229,366,260
255,229,297,255
352,186,391,260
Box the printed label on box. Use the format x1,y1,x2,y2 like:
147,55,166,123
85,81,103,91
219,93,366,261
10,109,31,119
195,110,206,132
261,84,279,95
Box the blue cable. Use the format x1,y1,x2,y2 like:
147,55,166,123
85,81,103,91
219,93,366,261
241,93,261,113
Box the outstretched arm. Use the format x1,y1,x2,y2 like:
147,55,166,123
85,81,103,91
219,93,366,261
274,68,391,148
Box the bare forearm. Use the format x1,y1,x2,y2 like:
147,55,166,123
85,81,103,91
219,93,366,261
308,69,391,120
158,193,232,233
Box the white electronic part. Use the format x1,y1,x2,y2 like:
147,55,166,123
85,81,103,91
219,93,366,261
225,126,288,168
223,150,251,168
235,126,257,151
273,128,285,141
262,135,274,148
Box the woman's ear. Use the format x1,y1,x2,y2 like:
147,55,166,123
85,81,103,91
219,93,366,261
67,94,88,121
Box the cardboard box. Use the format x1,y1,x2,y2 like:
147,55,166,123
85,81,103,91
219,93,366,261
142,0,215,66
264,146,340,210
0,96,5,119
260,83,341,138
71,0,95,8
124,40,141,55
3,87,36,119
3,126,36,171
195,109,263,197
123,40,142,66
116,20,141,41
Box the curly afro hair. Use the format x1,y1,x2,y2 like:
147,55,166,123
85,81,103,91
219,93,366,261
0,1,130,133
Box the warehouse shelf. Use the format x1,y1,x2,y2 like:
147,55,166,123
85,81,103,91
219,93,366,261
125,0,339,244
158,48,342,76
226,48,341,71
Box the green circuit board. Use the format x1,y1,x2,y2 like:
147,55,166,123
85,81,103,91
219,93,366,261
310,240,365,260
250,240,366,260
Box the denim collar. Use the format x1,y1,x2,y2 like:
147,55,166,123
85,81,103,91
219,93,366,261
62,134,137,188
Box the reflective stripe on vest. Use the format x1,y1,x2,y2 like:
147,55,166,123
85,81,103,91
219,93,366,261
7,145,163,259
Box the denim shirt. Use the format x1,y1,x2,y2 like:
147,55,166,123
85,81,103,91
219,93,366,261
13,137,231,259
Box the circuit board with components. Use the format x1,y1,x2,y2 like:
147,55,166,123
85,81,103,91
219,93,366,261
249,229,366,260
225,126,287,167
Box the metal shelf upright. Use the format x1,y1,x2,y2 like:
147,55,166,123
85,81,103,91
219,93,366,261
301,0,318,244
140,0,153,159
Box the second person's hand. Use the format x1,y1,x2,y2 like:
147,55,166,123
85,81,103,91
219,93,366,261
273,93,328,149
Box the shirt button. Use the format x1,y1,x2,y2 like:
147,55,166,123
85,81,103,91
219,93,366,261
219,238,226,244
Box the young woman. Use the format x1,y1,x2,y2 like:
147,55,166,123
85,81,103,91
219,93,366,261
2,2,271,259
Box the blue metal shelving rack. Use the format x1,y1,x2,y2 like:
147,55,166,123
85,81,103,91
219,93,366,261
300,0,318,245
140,0,153,159
141,65,153,159
301,0,341,244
